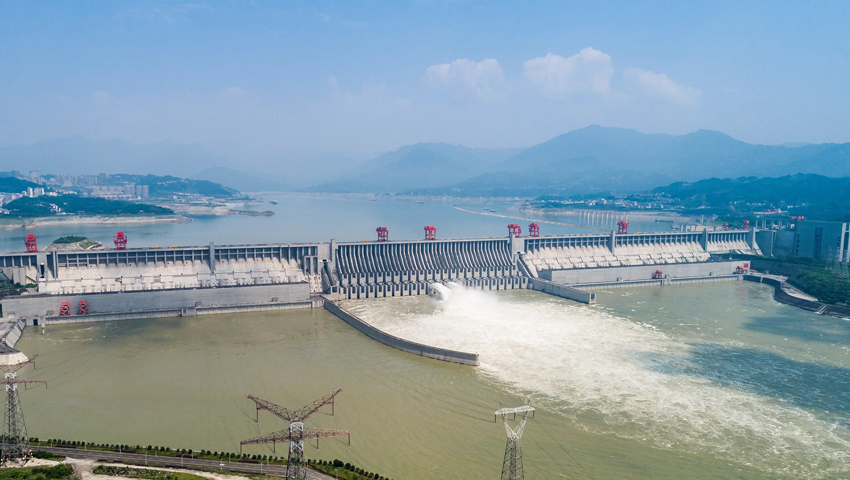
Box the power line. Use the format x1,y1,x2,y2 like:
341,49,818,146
0,354,46,466
240,389,349,480
496,405,534,480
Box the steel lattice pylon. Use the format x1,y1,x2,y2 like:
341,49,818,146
495,405,535,480
0,356,45,466
241,389,349,480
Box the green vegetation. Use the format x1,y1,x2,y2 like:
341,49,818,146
0,176,42,194
52,236,87,244
652,174,850,218
31,439,396,480
0,282,30,299
93,466,207,480
49,237,100,250
31,451,64,461
4,195,173,217
109,174,238,198
738,255,850,305
0,464,73,480
310,459,394,480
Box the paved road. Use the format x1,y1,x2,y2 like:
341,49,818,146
38,446,334,480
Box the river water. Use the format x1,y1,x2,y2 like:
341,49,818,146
14,282,850,479
0,193,672,253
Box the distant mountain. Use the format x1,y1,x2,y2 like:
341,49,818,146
107,174,239,198
411,126,850,196
310,143,521,193
651,174,850,219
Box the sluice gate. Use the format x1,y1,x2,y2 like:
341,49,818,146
326,238,528,299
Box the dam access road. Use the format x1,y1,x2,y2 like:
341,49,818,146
36,446,334,479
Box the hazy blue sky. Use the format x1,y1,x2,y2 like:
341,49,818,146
1,1,848,159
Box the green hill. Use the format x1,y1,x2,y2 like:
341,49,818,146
650,174,850,218
4,195,173,217
108,174,238,198
0,176,43,193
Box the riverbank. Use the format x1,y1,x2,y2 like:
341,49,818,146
0,214,190,231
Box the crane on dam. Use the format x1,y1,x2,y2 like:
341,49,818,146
495,404,535,480
241,388,349,480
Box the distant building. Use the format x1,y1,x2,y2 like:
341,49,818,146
135,184,149,199
794,220,850,261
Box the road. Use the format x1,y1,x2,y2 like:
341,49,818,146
37,446,334,480
453,206,611,232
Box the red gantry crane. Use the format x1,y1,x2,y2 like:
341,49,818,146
424,225,437,240
114,231,128,250
24,234,37,253
376,226,388,242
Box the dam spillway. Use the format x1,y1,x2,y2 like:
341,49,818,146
0,229,758,321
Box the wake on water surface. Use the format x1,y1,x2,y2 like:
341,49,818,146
345,283,850,479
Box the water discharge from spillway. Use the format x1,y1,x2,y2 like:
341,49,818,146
345,283,850,479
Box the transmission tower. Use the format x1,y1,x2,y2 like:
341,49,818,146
241,388,349,480
495,405,535,480
0,355,45,466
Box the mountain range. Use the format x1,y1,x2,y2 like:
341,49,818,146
3,127,850,196
313,125,850,196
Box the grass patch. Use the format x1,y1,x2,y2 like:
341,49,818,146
310,460,394,480
0,464,73,480
93,466,207,480
52,236,87,244
31,451,64,461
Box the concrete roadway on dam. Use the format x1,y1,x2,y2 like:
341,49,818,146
38,446,334,480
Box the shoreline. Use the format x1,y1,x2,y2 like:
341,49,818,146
1,214,190,231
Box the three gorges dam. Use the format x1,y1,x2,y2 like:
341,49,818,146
0,225,759,365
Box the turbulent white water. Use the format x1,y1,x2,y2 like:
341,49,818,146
345,284,850,478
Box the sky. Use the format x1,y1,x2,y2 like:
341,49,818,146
1,0,849,162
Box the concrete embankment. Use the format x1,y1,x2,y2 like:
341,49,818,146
323,300,480,366
3,283,314,325
745,274,850,318
0,319,25,349
528,278,596,304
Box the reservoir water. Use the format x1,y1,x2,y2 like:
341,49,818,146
15,282,850,479
0,193,672,253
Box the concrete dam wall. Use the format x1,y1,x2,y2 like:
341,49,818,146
523,230,758,278
327,238,528,300
0,229,760,366
0,243,324,295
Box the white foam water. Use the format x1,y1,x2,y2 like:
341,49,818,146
345,285,850,478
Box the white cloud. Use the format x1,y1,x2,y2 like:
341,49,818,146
522,47,614,97
91,91,112,104
425,58,505,98
624,68,700,106
223,86,244,97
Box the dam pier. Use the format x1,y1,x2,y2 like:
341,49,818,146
0,228,758,364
